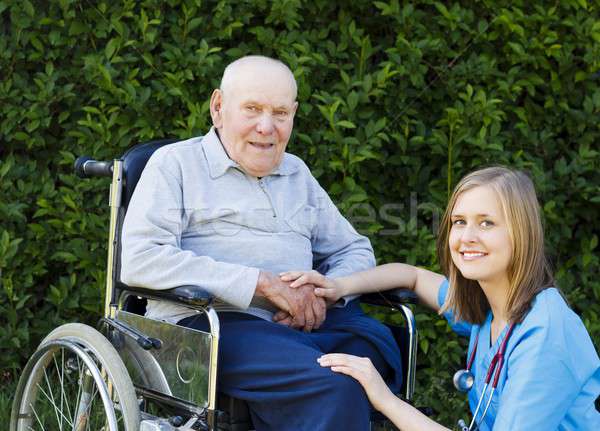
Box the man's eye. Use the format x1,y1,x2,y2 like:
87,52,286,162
246,105,259,112
274,110,288,117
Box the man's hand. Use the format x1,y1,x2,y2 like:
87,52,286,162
255,271,326,332
279,270,345,306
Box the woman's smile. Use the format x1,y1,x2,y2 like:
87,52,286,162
460,250,488,261
449,185,512,285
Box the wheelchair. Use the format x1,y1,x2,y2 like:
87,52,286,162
10,139,419,431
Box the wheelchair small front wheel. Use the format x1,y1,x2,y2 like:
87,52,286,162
10,323,140,431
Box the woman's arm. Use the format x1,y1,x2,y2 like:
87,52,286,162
336,263,444,311
280,263,445,312
318,353,450,431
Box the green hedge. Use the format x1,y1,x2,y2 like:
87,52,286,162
1,0,599,424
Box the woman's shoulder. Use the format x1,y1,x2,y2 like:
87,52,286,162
524,287,578,329
513,287,595,359
516,287,599,372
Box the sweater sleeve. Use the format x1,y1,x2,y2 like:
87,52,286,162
120,154,260,309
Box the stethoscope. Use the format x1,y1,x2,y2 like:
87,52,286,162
454,322,516,431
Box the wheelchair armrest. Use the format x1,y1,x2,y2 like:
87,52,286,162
360,288,417,308
121,283,214,307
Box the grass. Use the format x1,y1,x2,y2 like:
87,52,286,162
1,380,16,424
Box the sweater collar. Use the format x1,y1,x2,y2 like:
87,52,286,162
202,127,298,178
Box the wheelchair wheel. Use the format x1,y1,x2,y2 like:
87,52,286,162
10,323,140,431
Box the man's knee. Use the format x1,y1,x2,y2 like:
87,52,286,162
322,370,369,406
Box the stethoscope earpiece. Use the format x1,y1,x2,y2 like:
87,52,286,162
453,369,474,392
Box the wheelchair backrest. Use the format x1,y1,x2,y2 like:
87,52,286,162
116,138,180,313
120,138,180,209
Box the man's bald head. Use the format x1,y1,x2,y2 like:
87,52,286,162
219,55,297,101
209,55,299,177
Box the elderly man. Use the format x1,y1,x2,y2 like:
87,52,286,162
121,55,402,430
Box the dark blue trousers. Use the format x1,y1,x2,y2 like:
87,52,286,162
180,300,402,431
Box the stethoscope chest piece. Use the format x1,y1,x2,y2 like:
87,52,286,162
454,322,517,431
453,368,474,392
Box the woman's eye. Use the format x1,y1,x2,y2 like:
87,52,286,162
452,219,465,226
481,220,494,227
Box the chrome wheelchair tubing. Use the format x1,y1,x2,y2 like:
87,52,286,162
204,306,220,428
106,159,124,319
136,386,205,416
101,316,162,350
400,304,418,401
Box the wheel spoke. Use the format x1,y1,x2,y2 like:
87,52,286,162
42,364,62,429
35,382,73,427
30,402,46,431
73,365,104,431
83,385,99,431
71,356,84,428
15,325,138,431
53,349,73,423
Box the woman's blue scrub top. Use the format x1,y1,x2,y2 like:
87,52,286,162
438,281,600,430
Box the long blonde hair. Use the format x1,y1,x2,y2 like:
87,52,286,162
437,166,554,324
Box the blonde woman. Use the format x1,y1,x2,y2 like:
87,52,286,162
280,167,600,430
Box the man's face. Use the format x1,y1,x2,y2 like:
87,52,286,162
210,66,298,177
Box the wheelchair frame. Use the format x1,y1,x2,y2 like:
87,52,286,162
11,144,419,431
96,157,222,429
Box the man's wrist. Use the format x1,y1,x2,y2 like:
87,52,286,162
255,270,272,298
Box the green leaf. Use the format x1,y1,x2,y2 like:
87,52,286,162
105,38,119,60
97,64,112,86
347,92,359,111
507,42,525,56
30,36,43,52
22,0,34,17
13,132,29,141
434,2,451,20
336,120,356,129
575,71,587,82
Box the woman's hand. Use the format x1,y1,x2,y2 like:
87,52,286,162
317,353,395,412
279,270,345,305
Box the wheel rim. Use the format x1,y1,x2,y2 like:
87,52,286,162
14,339,127,431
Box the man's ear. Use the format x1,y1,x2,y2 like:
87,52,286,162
210,89,223,128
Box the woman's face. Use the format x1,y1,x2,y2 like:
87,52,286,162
449,185,512,286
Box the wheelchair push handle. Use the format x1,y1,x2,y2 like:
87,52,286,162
74,156,114,178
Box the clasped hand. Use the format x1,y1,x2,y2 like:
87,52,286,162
272,269,346,330
256,271,326,332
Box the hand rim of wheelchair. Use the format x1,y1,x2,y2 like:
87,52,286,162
11,323,140,431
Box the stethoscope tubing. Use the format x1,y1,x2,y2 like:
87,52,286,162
468,382,488,430
465,322,516,431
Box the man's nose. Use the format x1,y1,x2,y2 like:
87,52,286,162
256,113,275,134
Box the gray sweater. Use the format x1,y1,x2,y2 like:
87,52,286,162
120,128,375,323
